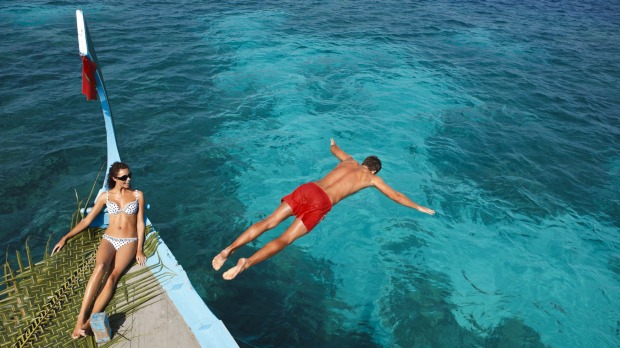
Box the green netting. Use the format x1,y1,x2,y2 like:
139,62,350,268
0,215,169,348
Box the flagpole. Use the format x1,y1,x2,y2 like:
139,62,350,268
76,10,121,191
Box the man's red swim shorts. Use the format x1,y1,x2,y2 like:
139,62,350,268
281,182,332,232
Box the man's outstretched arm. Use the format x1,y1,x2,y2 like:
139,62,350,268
372,176,435,215
330,138,353,161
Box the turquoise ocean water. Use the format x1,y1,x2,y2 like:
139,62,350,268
1,1,619,347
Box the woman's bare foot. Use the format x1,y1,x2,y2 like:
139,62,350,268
212,249,230,271
71,315,86,339
223,258,248,280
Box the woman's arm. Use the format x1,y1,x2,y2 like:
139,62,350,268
51,193,107,255
135,190,147,265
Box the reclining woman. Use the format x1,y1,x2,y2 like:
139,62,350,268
52,162,147,339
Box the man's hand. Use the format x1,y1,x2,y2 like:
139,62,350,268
418,206,436,215
330,138,352,161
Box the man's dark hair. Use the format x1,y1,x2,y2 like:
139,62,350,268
362,156,382,174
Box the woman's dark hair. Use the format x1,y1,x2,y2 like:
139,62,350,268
362,156,382,174
107,162,130,189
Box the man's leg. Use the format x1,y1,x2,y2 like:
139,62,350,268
212,202,293,271
223,218,308,280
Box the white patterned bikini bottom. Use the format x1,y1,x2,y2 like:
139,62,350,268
102,234,138,251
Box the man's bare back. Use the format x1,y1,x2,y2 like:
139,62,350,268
315,158,374,205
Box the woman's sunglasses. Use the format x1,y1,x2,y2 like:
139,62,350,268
115,173,132,181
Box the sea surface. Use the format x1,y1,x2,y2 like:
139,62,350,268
1,1,619,347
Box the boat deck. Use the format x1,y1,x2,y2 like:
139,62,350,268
109,264,201,347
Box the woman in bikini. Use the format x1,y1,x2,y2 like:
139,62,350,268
51,162,147,339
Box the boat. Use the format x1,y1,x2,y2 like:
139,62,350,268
0,10,239,348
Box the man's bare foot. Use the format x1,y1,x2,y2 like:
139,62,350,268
223,258,248,280
212,249,230,271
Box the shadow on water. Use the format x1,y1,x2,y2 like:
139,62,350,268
379,224,548,348
203,245,382,348
378,264,548,348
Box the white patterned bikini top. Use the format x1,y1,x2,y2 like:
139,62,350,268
106,190,139,215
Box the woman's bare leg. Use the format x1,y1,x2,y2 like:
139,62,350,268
212,202,293,270
72,239,116,339
82,240,137,330
223,218,308,280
